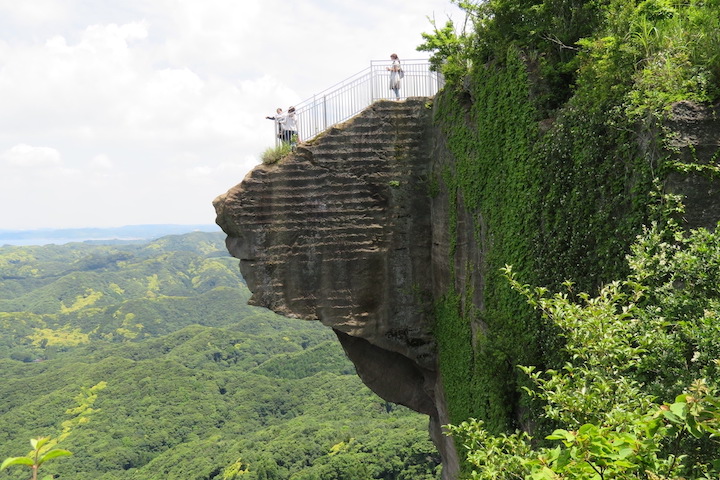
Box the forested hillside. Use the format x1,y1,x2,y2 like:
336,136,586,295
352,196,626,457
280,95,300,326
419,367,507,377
0,233,440,479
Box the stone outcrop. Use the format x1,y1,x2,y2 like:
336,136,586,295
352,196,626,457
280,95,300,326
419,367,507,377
213,98,459,477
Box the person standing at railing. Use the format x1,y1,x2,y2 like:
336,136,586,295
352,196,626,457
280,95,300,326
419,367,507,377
387,53,402,100
280,106,299,147
266,107,285,139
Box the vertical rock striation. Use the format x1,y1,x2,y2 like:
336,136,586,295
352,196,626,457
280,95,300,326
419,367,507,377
214,98,459,477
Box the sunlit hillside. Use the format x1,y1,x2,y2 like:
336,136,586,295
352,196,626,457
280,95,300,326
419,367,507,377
0,232,440,479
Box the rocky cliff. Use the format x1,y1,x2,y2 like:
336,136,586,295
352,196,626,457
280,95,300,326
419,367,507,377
663,101,720,230
214,98,460,477
214,93,720,478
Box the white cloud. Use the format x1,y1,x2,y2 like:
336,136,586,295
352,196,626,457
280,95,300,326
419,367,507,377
90,154,113,169
1,144,62,167
0,0,463,229
0,0,67,26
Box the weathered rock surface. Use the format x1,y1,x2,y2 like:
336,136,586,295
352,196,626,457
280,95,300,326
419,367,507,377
214,98,459,477
664,101,720,229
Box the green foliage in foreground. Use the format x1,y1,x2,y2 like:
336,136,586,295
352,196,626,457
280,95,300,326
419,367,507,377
0,233,440,479
1,437,72,480
448,222,720,479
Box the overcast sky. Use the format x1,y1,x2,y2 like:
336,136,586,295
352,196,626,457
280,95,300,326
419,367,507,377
0,0,462,230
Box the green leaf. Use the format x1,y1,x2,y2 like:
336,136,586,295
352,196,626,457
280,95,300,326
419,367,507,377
578,424,597,435
31,437,50,450
546,429,574,441
555,448,571,469
669,402,687,420
38,449,72,465
685,415,704,439
530,466,558,480
1,456,34,470
662,410,682,424
617,447,634,459
645,416,662,436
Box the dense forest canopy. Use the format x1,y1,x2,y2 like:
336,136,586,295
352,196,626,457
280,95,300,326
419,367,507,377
0,233,440,479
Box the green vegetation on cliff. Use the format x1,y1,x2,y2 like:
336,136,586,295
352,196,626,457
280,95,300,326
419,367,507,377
448,223,720,478
0,233,440,479
420,0,720,447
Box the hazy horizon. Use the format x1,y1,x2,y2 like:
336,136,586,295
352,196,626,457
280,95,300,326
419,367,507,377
0,223,222,246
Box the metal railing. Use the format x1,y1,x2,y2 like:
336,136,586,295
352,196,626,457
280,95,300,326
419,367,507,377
272,59,443,145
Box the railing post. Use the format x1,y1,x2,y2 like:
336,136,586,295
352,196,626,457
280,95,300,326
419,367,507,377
312,94,317,139
425,66,428,95
370,61,374,103
323,95,327,131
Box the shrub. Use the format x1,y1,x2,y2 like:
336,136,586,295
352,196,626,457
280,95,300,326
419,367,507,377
261,143,293,165
447,223,720,479
1,437,72,480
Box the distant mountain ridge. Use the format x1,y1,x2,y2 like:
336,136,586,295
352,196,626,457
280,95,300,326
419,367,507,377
0,224,221,246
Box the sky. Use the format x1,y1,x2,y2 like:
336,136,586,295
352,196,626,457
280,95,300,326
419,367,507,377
0,0,462,230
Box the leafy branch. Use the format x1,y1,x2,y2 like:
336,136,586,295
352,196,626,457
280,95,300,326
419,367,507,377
1,437,72,480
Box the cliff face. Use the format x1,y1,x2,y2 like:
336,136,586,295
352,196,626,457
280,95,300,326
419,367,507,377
663,101,720,230
213,98,459,477
214,92,720,478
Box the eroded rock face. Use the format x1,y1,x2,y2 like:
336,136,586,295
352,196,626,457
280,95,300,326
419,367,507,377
214,98,459,477
664,101,720,229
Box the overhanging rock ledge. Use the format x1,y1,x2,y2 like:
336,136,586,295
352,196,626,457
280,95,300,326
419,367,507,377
213,98,459,478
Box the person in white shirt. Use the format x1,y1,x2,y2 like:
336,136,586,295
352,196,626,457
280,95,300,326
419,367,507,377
387,53,401,100
265,108,285,139
281,106,299,146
